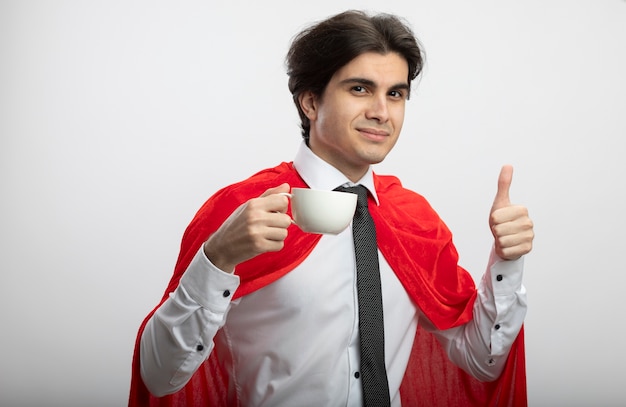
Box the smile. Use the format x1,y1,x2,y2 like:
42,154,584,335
358,128,390,142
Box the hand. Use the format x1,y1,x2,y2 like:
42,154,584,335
203,183,292,272
489,165,534,260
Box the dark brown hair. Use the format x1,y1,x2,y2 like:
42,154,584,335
286,10,425,141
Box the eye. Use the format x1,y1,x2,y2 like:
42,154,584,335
389,90,406,99
352,85,367,93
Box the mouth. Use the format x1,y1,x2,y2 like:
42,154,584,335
357,127,390,142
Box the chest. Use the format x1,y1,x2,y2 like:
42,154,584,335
225,232,416,345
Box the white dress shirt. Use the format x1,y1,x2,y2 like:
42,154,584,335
140,142,527,406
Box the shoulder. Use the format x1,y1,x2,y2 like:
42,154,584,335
373,173,448,233
213,161,305,202
187,162,305,222
374,173,432,209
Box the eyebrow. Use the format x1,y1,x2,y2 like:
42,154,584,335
339,77,410,92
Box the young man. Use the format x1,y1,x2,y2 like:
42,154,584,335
130,10,534,407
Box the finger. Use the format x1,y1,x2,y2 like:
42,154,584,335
256,183,291,214
490,205,529,225
491,215,534,240
267,211,293,229
493,232,534,260
264,221,290,242
491,165,513,211
491,214,534,260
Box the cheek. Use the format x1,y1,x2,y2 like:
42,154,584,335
315,97,364,141
391,107,405,133
318,107,349,136
394,119,404,136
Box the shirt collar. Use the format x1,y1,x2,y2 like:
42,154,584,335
293,141,380,205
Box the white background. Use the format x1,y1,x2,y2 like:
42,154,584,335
1,1,625,406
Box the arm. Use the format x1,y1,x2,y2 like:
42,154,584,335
423,249,526,381
140,249,239,396
425,165,534,381
139,184,292,396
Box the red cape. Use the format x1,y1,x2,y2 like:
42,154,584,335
129,162,526,406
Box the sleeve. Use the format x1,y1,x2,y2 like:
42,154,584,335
422,247,527,382
139,247,240,397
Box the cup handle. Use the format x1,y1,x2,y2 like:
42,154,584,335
277,192,295,224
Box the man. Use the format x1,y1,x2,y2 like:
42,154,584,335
129,10,534,407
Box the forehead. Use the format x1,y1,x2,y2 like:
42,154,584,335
331,52,409,86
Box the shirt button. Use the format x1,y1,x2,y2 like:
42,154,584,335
354,372,360,379
196,344,204,352
487,358,496,366
223,289,231,297
495,324,501,330
496,274,503,281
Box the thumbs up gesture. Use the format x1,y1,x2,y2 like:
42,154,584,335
489,165,534,260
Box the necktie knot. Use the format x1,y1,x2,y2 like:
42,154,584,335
334,185,369,211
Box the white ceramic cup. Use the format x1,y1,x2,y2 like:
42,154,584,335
280,188,358,234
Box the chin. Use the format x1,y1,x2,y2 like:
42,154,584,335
362,149,391,165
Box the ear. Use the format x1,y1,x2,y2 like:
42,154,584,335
298,91,318,121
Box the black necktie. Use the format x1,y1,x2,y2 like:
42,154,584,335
335,185,391,407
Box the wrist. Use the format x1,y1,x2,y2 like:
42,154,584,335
203,239,236,274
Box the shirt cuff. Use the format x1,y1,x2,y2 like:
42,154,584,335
179,247,240,312
481,247,527,357
486,247,525,297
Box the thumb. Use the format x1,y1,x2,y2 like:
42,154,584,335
491,165,513,211
260,183,291,197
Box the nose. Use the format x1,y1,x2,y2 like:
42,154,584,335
365,94,389,123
